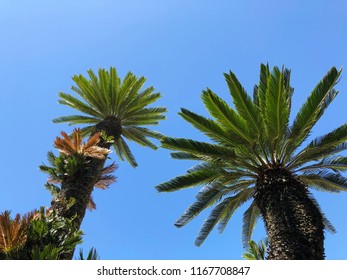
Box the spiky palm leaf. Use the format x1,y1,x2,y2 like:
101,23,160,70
54,128,111,160
0,211,32,255
155,64,346,247
242,239,268,260
53,67,166,167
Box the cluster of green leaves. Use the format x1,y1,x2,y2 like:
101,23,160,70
156,65,347,247
77,247,100,260
0,207,82,260
40,151,89,183
242,239,268,260
25,207,83,260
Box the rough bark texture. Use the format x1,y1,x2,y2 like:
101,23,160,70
51,116,121,259
254,167,325,260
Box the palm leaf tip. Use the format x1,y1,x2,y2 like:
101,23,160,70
54,129,111,159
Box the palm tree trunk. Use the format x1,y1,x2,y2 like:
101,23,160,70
52,156,107,229
51,155,107,259
51,118,121,259
254,168,324,260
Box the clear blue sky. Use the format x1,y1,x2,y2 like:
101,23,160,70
1,0,347,260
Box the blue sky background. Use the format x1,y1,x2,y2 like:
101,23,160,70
1,0,347,260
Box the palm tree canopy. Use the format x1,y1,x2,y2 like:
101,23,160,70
53,67,167,167
155,64,345,247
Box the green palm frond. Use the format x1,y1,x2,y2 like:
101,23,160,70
299,171,347,192
195,188,253,246
254,64,271,113
52,115,102,125
242,201,261,248
308,194,336,234
264,66,291,157
53,67,166,166
155,164,221,192
57,93,103,118
78,247,100,260
202,89,254,145
224,71,263,136
284,67,341,160
170,152,200,160
242,239,268,260
295,156,347,173
175,183,225,227
113,137,138,167
122,127,158,149
161,137,236,160
288,123,347,169
179,108,236,146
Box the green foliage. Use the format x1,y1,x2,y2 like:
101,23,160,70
0,207,82,260
26,207,83,260
77,247,100,260
156,64,346,246
242,239,268,260
40,151,89,182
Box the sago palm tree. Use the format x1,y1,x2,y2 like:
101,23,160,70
53,67,166,166
155,64,347,259
48,68,166,258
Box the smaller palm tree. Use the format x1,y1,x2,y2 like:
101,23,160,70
242,239,268,260
53,67,166,167
47,67,165,259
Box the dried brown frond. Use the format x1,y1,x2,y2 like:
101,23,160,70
84,146,111,159
87,163,118,210
94,162,117,190
0,211,35,254
54,131,76,155
102,162,118,174
84,132,102,149
54,129,111,159
87,196,97,211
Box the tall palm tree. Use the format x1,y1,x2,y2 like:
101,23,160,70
48,68,166,258
155,65,347,259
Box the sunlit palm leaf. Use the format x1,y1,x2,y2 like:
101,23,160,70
224,71,262,136
285,67,341,159
179,108,238,146
264,66,290,156
202,89,253,144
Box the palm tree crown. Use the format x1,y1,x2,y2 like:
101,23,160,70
155,65,346,250
53,67,167,166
